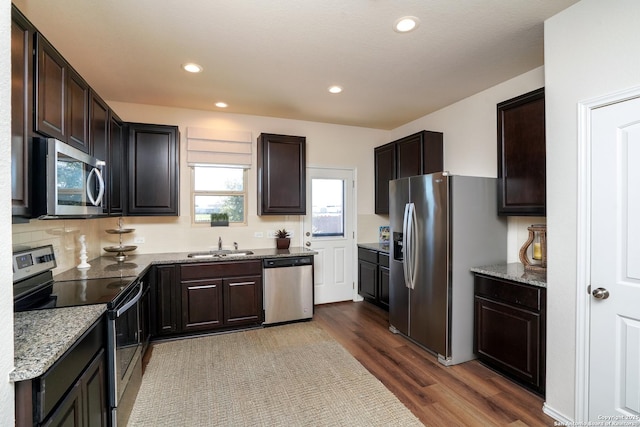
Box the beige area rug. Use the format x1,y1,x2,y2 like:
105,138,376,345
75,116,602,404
128,322,423,426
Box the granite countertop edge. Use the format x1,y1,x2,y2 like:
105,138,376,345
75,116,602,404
11,304,106,382
470,263,547,288
14,247,316,382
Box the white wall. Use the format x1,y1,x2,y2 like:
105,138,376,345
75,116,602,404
1,0,15,421
392,66,546,261
544,0,640,420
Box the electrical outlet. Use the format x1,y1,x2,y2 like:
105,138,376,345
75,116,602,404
266,230,275,238
288,230,295,237
134,237,145,244
254,232,264,238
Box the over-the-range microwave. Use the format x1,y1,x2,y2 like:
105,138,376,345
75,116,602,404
32,138,107,219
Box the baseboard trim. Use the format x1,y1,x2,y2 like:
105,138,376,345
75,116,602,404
543,403,573,426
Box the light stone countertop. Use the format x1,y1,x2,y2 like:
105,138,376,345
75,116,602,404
13,247,316,382
12,304,106,382
470,262,547,288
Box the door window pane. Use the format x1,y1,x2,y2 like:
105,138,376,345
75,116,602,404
311,179,344,237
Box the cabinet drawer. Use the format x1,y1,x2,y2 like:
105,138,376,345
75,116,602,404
180,261,262,281
474,275,541,311
379,253,389,268
358,248,378,264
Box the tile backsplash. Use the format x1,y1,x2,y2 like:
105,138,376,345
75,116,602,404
12,218,105,274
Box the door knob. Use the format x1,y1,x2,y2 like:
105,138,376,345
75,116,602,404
306,232,311,237
305,241,311,247
592,287,610,300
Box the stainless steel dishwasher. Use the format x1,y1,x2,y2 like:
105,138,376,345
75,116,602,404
263,256,314,325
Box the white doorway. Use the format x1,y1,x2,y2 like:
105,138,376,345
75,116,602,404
303,167,355,304
577,89,640,421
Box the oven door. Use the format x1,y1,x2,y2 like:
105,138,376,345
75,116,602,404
108,279,143,426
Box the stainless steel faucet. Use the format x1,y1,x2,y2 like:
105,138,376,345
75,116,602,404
218,236,222,250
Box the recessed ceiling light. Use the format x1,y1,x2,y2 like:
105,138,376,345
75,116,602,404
182,63,203,73
215,102,228,108
394,16,420,33
328,85,343,94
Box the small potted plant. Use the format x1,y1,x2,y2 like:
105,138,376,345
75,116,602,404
275,228,291,249
210,212,229,227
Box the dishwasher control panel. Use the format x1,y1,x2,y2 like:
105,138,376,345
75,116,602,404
263,256,313,268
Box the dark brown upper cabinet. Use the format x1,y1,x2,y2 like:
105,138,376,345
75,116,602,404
11,6,35,219
35,33,90,153
257,133,306,215
108,112,126,215
127,123,180,216
497,88,546,216
374,130,443,214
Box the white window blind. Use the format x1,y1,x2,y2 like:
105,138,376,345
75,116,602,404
186,127,252,167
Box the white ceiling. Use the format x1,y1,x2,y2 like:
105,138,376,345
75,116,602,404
13,0,579,130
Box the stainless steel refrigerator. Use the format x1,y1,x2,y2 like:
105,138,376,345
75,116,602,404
389,172,507,365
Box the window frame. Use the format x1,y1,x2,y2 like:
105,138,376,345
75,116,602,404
190,165,248,226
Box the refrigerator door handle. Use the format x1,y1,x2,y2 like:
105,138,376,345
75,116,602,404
402,203,412,289
409,203,418,289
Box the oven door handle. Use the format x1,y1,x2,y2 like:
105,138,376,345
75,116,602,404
115,281,143,318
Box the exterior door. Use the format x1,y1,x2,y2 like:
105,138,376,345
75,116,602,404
589,95,640,419
303,167,355,304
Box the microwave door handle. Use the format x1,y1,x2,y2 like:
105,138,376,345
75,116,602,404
86,167,105,206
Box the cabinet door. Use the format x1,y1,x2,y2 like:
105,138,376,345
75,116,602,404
378,265,390,309
422,131,444,175
89,91,110,212
108,113,125,214
358,260,377,301
82,349,107,427
257,133,306,215
223,275,263,326
35,33,66,142
181,279,223,332
11,7,34,217
42,382,82,427
374,143,395,214
396,133,423,178
497,88,546,216
127,123,179,216
474,296,542,390
66,67,90,152
155,265,178,335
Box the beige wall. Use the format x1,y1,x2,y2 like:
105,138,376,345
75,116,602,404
1,0,15,420
93,103,390,254
544,0,640,421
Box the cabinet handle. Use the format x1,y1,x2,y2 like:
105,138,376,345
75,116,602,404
228,281,255,287
188,284,217,290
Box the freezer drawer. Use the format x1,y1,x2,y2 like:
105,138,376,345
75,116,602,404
263,257,313,325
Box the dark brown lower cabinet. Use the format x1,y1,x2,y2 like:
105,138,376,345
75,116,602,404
357,247,389,310
154,265,178,336
474,274,546,395
153,260,264,338
181,278,223,332
15,317,107,427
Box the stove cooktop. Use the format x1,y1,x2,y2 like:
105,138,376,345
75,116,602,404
13,245,138,312
15,275,138,312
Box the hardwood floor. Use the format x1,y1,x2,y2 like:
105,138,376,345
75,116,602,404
313,301,555,427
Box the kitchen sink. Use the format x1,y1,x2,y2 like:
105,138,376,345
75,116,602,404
187,250,254,259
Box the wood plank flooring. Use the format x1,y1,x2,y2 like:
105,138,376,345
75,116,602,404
313,301,555,427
